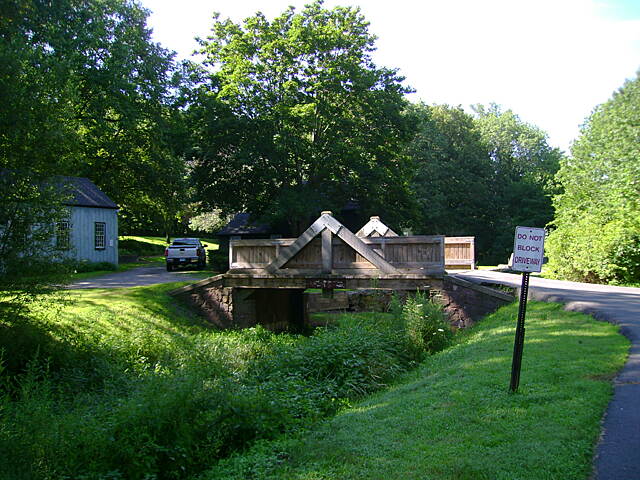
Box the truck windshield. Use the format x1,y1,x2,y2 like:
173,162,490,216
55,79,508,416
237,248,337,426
172,239,198,246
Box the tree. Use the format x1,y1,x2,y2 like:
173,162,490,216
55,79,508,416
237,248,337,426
546,72,640,283
0,0,189,238
406,103,496,257
192,1,416,233
472,104,562,263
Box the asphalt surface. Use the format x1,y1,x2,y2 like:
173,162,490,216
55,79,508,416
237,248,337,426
66,265,210,289
454,270,640,480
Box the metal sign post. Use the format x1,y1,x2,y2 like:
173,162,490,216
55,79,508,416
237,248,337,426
509,226,545,393
510,271,530,392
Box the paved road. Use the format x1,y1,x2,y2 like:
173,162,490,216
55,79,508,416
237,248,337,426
67,266,210,289
454,270,640,480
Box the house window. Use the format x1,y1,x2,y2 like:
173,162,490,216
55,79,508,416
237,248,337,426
56,220,71,250
95,222,106,250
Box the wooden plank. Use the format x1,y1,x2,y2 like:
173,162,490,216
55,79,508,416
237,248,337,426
322,228,332,273
392,261,444,268
356,216,399,237
445,237,475,243
363,235,444,245
446,259,475,265
334,225,398,275
320,212,344,235
265,217,326,273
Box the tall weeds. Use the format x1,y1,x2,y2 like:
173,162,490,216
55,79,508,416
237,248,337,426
0,288,453,480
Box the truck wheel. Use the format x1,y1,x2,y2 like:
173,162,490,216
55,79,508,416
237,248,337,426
166,264,173,272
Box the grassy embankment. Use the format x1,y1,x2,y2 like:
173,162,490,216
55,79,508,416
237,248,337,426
0,282,628,480
0,283,430,479
205,302,628,480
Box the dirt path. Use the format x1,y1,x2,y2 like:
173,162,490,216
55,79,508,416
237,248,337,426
66,266,210,289
453,270,640,480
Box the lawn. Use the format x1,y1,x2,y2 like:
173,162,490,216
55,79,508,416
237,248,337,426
205,302,629,480
0,284,425,479
65,235,223,282
0,283,628,480
120,235,220,249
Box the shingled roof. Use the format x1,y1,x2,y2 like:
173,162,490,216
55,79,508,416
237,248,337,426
58,176,118,209
216,213,271,236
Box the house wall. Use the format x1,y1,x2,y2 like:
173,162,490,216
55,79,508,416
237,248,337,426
68,206,118,265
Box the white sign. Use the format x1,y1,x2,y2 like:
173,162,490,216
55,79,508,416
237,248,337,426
512,226,545,273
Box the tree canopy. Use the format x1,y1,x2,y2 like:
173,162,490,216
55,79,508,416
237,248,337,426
0,0,570,266
0,0,188,237
546,72,640,283
472,104,562,263
406,104,494,250
405,103,561,263
191,0,416,233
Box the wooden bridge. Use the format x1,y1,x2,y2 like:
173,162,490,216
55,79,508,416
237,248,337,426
170,212,475,330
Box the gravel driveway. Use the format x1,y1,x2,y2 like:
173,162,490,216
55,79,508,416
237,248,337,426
66,266,210,289
453,270,640,480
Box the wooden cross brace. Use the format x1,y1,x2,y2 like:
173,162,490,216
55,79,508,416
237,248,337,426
265,211,398,275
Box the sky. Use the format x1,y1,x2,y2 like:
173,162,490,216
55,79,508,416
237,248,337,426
141,0,640,153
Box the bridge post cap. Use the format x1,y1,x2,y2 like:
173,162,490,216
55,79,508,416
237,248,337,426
321,210,333,216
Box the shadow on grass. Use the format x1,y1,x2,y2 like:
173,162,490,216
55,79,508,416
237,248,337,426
205,301,629,480
0,282,212,384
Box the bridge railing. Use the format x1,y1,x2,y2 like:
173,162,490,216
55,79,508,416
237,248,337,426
230,235,445,276
444,236,475,270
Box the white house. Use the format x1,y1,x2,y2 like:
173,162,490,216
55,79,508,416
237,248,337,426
56,177,119,266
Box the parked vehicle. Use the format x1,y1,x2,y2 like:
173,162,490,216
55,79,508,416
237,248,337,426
165,238,207,271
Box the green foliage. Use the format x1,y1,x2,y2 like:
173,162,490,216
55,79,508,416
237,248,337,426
472,104,563,264
0,173,73,364
0,172,70,278
404,103,562,264
0,284,433,479
547,72,640,284
207,249,229,272
0,0,190,239
192,1,417,232
406,104,495,258
188,209,231,234
203,302,628,480
401,291,453,357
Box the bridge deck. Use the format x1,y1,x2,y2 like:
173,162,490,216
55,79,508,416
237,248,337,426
169,271,442,297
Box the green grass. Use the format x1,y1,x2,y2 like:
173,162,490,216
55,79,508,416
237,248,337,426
65,234,222,282
121,235,220,250
0,285,427,479
204,302,629,480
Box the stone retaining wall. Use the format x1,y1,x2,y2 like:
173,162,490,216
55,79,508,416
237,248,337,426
177,276,515,331
435,276,515,328
180,286,235,329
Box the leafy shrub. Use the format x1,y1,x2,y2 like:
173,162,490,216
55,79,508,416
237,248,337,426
548,73,640,285
402,291,453,357
208,249,229,272
546,216,640,284
0,286,455,480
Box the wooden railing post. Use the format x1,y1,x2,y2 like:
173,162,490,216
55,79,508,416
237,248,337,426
321,211,333,274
